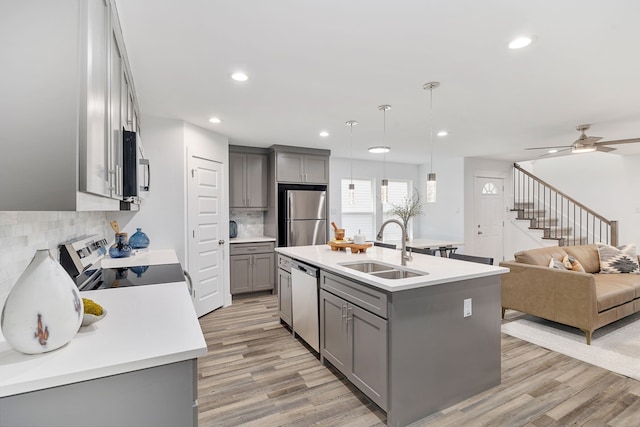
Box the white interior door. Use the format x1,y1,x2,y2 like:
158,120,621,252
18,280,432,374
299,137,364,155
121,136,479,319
188,155,224,317
473,176,504,264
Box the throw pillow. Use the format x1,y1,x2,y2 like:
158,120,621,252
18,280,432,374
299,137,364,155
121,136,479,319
562,254,585,272
549,258,568,270
597,243,640,274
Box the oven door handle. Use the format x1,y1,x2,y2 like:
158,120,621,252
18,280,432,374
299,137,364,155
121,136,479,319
183,269,194,298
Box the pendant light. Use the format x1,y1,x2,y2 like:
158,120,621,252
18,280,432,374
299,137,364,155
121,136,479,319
346,120,358,205
423,82,440,203
378,104,391,204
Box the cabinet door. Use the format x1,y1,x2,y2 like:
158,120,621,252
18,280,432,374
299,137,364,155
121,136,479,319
276,153,304,183
109,25,123,200
278,269,292,326
348,303,388,411
245,154,267,208
229,152,246,208
303,155,329,183
319,290,349,376
81,0,110,197
252,252,275,291
230,255,252,294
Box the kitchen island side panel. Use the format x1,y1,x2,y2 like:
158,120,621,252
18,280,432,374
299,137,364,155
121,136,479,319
0,360,197,427
386,275,501,427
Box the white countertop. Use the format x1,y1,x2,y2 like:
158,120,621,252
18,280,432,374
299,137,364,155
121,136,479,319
0,282,207,398
275,245,508,292
99,248,179,268
229,236,276,244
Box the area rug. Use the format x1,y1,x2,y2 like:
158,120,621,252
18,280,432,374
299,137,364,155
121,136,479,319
501,311,640,381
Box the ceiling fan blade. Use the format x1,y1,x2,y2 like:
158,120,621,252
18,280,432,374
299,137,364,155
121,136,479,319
595,137,640,146
595,146,616,153
538,147,571,158
574,135,602,145
526,145,570,150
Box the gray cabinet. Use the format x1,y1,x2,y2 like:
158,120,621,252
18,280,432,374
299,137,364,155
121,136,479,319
229,151,267,209
230,242,275,294
277,254,293,326
319,274,388,411
276,152,329,184
0,0,138,211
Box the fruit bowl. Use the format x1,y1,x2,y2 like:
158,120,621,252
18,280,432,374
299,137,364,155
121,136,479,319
82,309,107,326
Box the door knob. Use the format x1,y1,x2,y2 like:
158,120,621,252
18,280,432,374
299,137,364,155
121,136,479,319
477,231,483,235
218,239,225,245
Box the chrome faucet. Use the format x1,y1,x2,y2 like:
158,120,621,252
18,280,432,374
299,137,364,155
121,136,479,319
376,219,412,266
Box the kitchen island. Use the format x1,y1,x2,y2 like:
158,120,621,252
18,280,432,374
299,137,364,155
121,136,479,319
276,245,508,427
0,281,207,427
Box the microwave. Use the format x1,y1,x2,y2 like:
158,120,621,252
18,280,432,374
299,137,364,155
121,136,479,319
123,129,150,203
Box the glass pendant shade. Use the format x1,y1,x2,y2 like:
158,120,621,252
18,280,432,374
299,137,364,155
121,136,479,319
348,183,355,205
380,179,389,203
426,173,437,203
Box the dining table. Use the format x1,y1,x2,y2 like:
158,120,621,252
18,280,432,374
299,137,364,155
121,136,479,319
378,238,464,257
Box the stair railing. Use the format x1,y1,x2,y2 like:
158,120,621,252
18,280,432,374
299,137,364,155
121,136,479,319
512,163,618,246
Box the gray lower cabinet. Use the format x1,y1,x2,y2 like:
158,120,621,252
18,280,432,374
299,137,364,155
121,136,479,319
277,268,292,326
320,290,388,411
0,360,197,427
230,242,275,294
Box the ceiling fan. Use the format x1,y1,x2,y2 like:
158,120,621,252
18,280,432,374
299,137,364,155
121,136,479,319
526,124,640,156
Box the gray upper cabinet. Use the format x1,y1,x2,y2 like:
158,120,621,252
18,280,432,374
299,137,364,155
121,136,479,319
229,149,268,209
0,0,137,211
276,152,329,184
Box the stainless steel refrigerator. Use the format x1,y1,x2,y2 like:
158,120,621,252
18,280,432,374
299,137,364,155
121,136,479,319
285,189,327,246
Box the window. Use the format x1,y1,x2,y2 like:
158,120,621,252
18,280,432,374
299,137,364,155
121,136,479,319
341,178,375,240
481,182,498,195
382,180,411,241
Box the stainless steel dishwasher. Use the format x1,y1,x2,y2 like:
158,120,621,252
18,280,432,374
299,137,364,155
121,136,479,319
291,260,320,352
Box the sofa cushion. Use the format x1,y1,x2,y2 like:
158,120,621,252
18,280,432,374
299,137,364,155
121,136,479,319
515,246,568,267
597,244,640,274
565,245,600,274
593,275,638,311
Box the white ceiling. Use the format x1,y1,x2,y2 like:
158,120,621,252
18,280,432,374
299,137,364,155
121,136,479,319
115,0,640,165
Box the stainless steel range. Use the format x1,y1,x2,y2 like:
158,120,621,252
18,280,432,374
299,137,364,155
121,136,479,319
60,235,185,291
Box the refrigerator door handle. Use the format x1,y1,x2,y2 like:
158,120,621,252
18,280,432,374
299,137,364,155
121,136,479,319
287,191,293,220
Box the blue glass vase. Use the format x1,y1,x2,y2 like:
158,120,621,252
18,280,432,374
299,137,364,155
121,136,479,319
109,233,132,258
129,228,150,249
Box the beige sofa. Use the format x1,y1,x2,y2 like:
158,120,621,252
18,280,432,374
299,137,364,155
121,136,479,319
499,244,640,344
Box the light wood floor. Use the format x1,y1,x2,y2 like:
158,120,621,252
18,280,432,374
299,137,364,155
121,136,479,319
197,294,640,427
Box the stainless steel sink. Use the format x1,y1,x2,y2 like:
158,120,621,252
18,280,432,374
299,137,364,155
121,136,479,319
339,261,427,280
339,261,395,273
369,270,425,279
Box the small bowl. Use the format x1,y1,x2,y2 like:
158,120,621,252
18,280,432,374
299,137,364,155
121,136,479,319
82,309,107,326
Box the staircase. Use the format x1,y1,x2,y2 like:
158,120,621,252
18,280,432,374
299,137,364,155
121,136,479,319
511,163,618,247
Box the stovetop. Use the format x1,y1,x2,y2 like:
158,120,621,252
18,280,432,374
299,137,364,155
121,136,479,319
76,263,185,291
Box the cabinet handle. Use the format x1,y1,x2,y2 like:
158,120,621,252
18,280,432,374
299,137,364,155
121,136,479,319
346,306,352,322
341,304,347,319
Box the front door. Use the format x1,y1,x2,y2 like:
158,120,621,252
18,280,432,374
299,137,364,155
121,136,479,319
473,176,504,264
187,155,224,317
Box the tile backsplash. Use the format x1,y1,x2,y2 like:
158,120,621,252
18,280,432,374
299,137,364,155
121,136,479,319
230,210,265,238
0,211,112,308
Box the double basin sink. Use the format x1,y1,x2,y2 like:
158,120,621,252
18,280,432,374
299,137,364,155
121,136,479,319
338,261,428,280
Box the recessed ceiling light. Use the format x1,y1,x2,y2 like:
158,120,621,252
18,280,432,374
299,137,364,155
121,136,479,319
437,130,448,137
548,149,558,154
231,72,248,82
509,37,532,49
368,146,390,154
319,131,329,137
209,117,222,124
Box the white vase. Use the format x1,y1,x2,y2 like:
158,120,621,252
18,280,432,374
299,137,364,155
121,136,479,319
1,249,83,354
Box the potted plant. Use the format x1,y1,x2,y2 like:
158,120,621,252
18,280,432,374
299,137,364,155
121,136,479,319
387,190,424,240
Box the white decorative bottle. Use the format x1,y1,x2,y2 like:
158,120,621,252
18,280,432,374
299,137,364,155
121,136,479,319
1,249,83,354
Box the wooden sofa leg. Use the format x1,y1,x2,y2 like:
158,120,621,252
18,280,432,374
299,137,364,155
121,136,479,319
501,307,506,319
580,329,592,345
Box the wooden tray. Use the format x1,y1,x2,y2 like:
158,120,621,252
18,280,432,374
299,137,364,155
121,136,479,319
327,240,373,254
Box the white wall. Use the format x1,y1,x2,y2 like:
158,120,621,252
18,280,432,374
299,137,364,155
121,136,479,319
526,153,640,245
329,157,420,239
417,156,465,243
